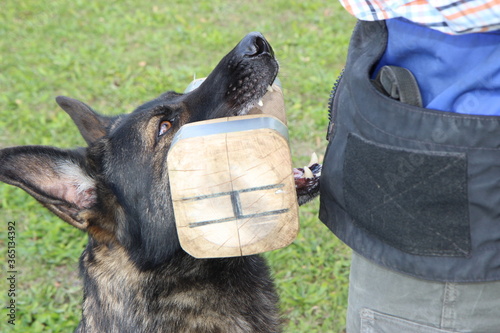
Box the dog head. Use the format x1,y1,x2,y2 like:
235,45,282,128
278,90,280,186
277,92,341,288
0,32,278,269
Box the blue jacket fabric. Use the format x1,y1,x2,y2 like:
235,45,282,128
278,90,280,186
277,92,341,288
375,18,500,115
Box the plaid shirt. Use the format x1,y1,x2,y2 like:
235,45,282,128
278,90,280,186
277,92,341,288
339,0,500,34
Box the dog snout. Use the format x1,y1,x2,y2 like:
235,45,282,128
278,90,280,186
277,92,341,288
240,32,274,58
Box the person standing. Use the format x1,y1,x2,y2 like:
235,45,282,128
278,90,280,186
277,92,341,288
320,2,500,332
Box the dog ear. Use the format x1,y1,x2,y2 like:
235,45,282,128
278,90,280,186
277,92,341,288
0,146,96,230
56,96,111,145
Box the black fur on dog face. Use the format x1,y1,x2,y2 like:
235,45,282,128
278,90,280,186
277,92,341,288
0,32,279,270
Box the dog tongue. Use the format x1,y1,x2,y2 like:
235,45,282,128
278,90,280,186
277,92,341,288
247,81,286,124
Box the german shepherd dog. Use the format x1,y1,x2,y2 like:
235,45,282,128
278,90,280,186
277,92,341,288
0,32,320,332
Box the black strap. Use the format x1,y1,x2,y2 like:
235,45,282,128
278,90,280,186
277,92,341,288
372,65,423,107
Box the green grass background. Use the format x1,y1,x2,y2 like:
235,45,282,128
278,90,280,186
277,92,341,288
0,1,356,332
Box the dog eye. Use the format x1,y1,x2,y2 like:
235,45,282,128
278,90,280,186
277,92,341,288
158,120,172,137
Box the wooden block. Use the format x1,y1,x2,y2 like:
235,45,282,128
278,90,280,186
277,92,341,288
167,115,299,258
248,83,287,124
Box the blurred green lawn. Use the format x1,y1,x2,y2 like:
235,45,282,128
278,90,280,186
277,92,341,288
0,1,356,332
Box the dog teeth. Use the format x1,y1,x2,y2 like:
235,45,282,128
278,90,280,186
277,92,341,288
309,152,318,166
258,99,264,107
267,85,274,93
303,166,314,179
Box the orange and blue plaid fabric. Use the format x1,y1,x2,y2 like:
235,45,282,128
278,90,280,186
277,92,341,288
339,0,500,34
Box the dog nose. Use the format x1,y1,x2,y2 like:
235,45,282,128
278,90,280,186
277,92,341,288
240,32,274,58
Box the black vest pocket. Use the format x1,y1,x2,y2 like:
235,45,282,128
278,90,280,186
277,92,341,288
343,133,470,257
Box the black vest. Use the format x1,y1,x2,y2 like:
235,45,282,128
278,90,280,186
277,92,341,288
319,20,500,282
